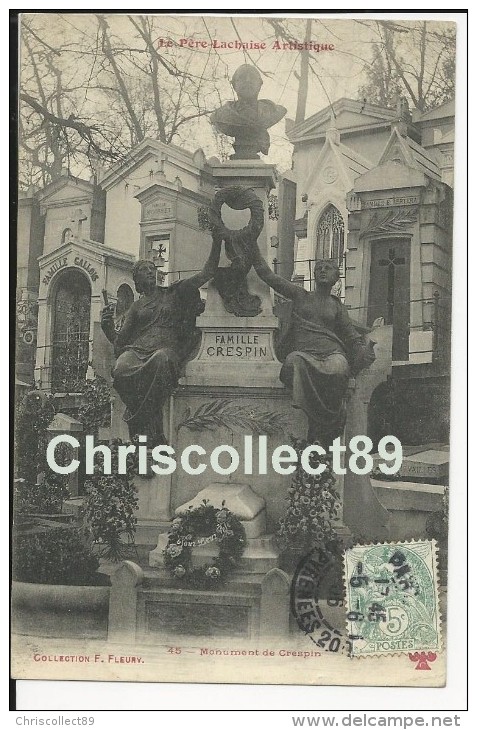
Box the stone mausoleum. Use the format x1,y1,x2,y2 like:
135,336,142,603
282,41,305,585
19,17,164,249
283,97,453,465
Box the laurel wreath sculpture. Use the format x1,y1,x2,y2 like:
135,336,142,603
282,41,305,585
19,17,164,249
359,206,418,239
163,500,246,588
208,185,264,317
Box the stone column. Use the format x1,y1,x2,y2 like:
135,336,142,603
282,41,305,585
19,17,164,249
342,324,393,540
108,561,144,643
259,568,291,636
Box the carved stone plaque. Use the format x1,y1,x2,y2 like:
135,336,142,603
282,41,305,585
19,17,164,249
143,200,173,220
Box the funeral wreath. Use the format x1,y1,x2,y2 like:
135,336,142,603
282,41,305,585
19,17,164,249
163,500,246,588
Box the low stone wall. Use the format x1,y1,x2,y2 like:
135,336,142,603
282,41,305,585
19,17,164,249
372,479,445,540
11,582,110,639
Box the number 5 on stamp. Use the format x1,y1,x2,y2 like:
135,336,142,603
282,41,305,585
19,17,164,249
344,540,442,657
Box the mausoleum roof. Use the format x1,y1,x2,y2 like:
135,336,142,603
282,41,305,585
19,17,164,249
99,137,207,191
412,98,455,123
379,127,441,181
335,140,372,177
287,98,398,144
36,174,95,203
302,129,372,193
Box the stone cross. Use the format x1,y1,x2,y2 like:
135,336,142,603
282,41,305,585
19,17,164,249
159,152,168,172
378,246,406,323
71,208,87,238
153,152,168,180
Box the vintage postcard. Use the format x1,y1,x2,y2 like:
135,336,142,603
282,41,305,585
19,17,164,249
13,12,458,689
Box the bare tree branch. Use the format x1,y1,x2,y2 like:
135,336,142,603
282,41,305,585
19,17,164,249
23,19,62,56
20,92,120,160
96,14,144,142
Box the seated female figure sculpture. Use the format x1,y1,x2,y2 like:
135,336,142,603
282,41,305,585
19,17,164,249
251,242,375,447
101,237,221,443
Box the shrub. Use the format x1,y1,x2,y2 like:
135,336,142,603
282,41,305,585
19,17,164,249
15,390,55,485
84,439,138,561
73,376,112,435
12,527,101,586
14,390,69,513
14,477,70,515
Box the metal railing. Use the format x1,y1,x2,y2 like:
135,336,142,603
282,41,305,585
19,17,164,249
34,338,93,394
31,256,451,394
157,260,452,366
341,293,450,364
50,334,90,393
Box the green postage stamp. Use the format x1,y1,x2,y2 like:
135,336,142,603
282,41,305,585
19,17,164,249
344,540,441,657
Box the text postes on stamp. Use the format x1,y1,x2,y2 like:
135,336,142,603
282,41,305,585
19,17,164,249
344,540,441,657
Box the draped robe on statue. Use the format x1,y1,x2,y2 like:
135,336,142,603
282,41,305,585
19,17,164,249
277,295,390,540
112,280,203,442
278,296,364,444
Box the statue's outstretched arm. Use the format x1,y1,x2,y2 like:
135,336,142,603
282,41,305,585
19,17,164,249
185,234,222,289
251,240,304,301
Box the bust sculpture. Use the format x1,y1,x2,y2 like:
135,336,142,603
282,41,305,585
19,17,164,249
210,64,287,160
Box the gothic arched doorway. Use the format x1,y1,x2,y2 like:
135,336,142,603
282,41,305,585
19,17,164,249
51,270,91,393
316,204,345,264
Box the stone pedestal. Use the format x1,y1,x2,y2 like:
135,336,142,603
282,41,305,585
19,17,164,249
175,483,267,538
182,161,283,389
206,160,278,316
181,306,283,388
169,386,306,530
172,161,297,553
134,471,173,544
343,323,393,540
150,533,280,574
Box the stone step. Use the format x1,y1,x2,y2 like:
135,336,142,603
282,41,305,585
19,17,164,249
372,447,449,482
139,566,265,593
371,478,446,541
399,450,449,481
135,519,172,546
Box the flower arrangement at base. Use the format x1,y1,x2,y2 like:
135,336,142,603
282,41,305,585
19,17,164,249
163,499,246,589
84,439,138,562
276,439,342,558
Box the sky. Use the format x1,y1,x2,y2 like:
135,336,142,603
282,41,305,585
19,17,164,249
19,13,456,177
